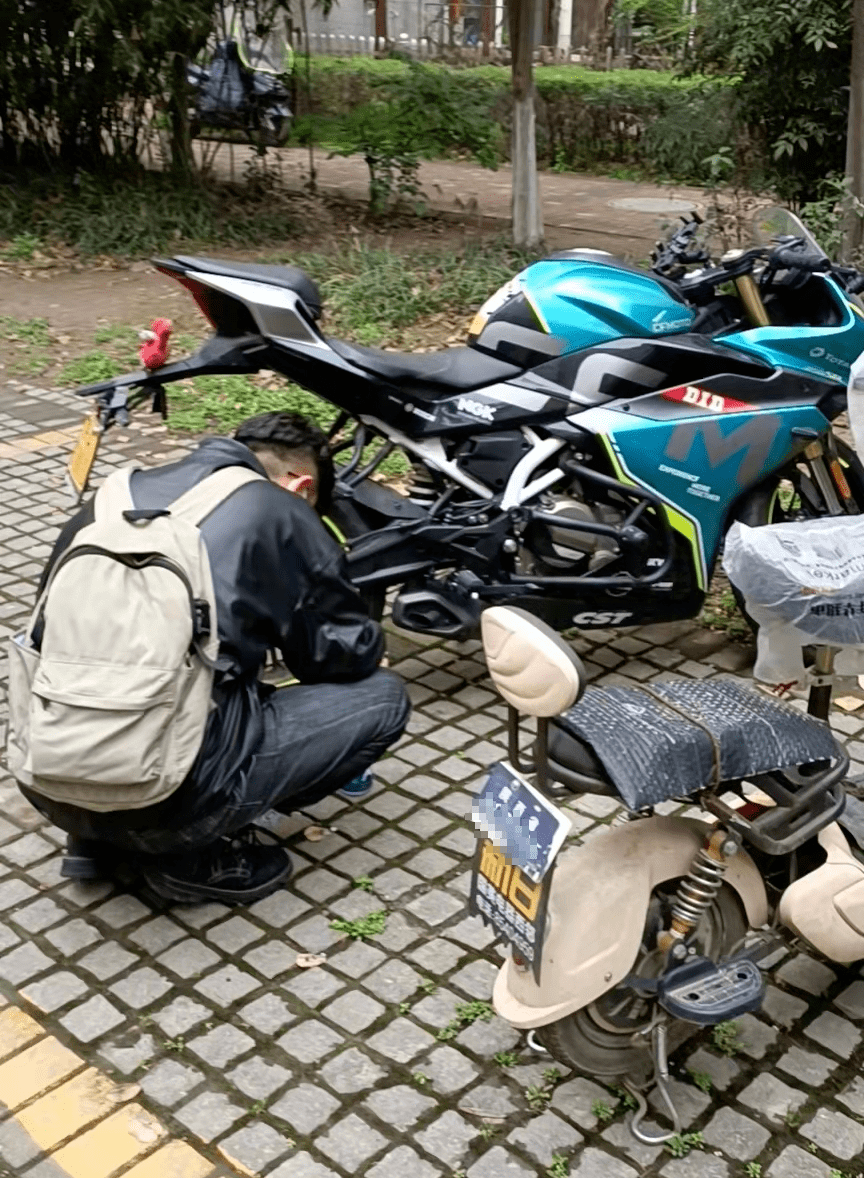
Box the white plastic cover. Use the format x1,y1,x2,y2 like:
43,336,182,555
723,518,864,684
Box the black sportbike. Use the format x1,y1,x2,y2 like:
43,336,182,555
66,208,864,639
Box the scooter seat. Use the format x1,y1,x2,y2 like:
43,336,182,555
547,721,620,797
553,676,840,811
173,256,323,320
328,338,524,392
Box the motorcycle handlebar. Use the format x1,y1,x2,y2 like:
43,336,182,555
770,243,831,273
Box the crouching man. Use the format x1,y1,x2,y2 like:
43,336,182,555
7,411,409,905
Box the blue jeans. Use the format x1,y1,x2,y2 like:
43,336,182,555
24,670,409,858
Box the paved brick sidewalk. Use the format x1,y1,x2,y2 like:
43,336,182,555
1,378,864,1178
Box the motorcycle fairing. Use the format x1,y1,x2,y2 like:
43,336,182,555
576,401,831,589
716,275,864,386
779,822,864,963
493,816,767,1029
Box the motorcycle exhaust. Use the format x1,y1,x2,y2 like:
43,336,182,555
391,581,482,640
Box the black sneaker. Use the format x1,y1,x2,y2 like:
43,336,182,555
142,833,293,905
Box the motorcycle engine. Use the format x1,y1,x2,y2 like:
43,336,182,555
518,495,621,574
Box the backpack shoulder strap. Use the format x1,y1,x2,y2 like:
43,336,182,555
170,465,266,527
93,467,135,525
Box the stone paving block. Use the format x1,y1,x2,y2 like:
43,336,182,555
0,877,37,910
423,1044,480,1093
804,1010,862,1057
282,967,344,1009
467,1146,535,1177
833,978,864,1019
277,1020,345,1064
460,1081,519,1119
406,889,463,925
367,1144,441,1178
647,1077,711,1127
0,924,20,953
247,891,312,928
315,1112,388,1170
761,983,809,1029
15,1065,134,1151
152,996,212,1037
92,894,150,928
775,954,837,995
366,1016,435,1063
290,914,345,953
507,1109,583,1167
227,1057,292,1100
321,990,385,1033
218,1122,294,1173
776,1044,839,1086
21,969,89,1012
328,890,383,923
175,1090,245,1143
1,832,56,867
409,937,466,974
684,1047,741,1092
268,1152,341,1177
157,939,221,979
415,1109,477,1167
44,918,102,956
412,987,462,1029
363,959,423,1004
205,915,263,953
97,1033,157,1074
78,942,139,981
801,1106,864,1160
374,911,421,952
243,940,298,979
370,867,423,901
737,1072,806,1123
0,1117,41,1168
139,1058,206,1107
188,1024,255,1068
238,992,296,1034
702,1105,770,1160
733,1013,779,1059
767,1144,836,1177
109,967,173,1010
449,959,497,1000
569,1149,640,1178
318,1046,386,1094
363,1084,436,1131
271,1082,340,1134
445,914,498,949
661,1157,729,1178
600,1119,664,1169
194,964,260,1007
0,940,53,984
11,896,65,933
59,994,125,1043
456,1015,521,1056
364,829,419,858
837,1074,864,1116
326,940,387,978
295,868,350,904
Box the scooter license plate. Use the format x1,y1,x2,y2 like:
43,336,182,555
66,413,102,502
469,762,571,981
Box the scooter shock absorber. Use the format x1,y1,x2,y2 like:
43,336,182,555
659,828,740,952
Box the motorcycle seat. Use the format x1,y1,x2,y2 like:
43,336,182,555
328,338,524,393
174,256,323,321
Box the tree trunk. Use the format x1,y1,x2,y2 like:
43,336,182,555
508,0,543,248
846,0,864,259
168,52,193,177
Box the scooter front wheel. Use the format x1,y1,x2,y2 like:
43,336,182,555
536,882,746,1079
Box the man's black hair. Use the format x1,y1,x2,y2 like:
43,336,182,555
234,411,334,514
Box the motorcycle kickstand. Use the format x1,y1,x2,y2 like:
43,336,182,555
624,1023,683,1146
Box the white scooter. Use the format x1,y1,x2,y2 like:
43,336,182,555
471,522,864,1143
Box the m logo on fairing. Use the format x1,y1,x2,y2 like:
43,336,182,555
457,396,497,422
663,414,782,488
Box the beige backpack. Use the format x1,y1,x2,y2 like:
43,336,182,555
5,464,263,811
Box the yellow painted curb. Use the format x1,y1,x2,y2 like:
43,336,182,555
0,1004,219,1177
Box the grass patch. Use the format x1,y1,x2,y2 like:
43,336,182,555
698,585,751,643
1,232,41,261
0,315,52,375
329,910,387,941
60,351,127,387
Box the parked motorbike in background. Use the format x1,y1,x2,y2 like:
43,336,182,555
471,517,864,1141
187,20,292,148
64,209,864,640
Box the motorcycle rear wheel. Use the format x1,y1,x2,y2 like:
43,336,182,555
536,882,747,1080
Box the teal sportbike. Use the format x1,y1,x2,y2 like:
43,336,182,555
68,209,864,637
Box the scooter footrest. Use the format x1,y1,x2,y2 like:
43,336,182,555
657,955,765,1025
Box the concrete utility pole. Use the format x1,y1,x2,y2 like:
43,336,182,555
508,0,544,248
846,0,864,258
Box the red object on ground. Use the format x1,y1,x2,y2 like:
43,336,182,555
139,318,172,370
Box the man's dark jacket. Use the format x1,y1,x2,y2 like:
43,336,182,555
31,437,383,833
